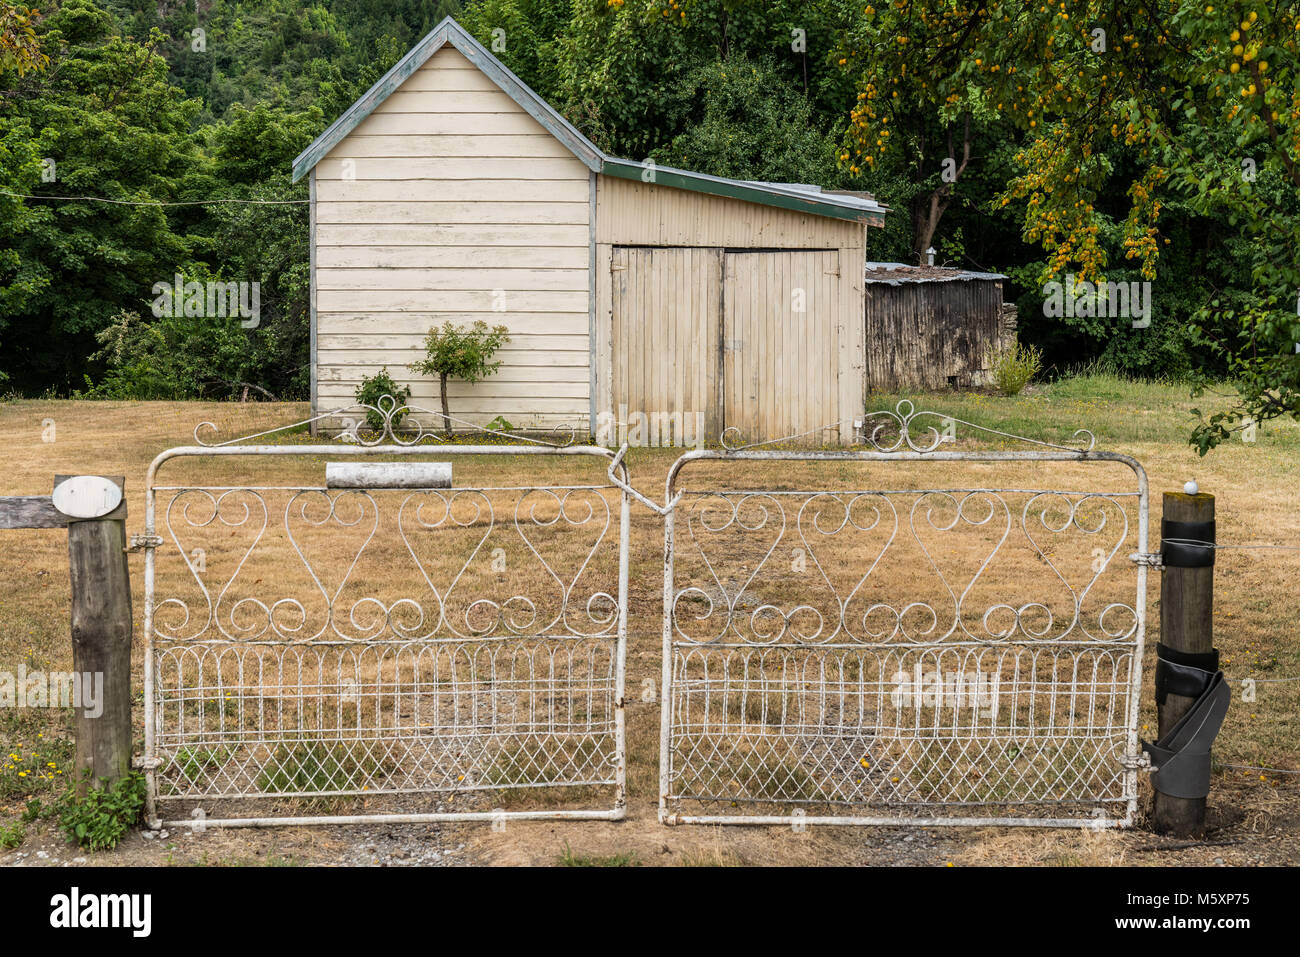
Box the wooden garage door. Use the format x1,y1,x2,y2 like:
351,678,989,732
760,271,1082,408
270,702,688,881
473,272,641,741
610,246,722,442
723,250,841,443
609,247,843,446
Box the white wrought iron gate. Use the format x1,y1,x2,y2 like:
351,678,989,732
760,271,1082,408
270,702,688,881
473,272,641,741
658,402,1149,827
142,401,628,827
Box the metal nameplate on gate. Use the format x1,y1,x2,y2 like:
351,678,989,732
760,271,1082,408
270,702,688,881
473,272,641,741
324,462,452,489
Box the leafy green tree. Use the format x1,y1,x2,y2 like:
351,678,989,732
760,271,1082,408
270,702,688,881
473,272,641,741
409,321,509,437
0,0,205,391
833,0,1021,262
198,105,318,399
209,102,324,185
2,0,1293,417
464,0,861,175
652,56,841,184
0,2,47,76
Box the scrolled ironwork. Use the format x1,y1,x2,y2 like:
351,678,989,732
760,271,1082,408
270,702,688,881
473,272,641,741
143,422,629,828
194,393,578,448
660,428,1149,828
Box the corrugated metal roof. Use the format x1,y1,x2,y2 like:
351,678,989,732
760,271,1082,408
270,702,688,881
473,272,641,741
292,17,888,227
864,262,1007,285
602,159,886,224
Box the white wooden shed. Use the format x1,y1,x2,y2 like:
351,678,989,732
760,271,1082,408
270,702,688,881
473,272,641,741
292,17,886,446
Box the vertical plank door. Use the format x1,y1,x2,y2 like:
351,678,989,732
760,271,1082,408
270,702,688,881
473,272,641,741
723,250,842,445
610,247,722,444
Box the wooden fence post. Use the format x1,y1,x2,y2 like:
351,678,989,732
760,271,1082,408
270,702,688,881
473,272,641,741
64,479,133,793
0,476,134,794
1153,490,1215,835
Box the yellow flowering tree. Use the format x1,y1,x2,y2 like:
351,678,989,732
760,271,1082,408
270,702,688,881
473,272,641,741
839,0,1300,450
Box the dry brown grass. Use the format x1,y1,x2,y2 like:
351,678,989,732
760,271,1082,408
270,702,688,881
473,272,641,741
1,387,1298,865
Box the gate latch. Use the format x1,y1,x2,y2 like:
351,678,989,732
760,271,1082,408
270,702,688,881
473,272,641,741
1129,551,1163,569
607,444,680,515
126,532,163,553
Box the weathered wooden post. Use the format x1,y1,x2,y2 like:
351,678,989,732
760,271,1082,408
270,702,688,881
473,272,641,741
1150,488,1227,835
0,476,133,794
58,475,134,792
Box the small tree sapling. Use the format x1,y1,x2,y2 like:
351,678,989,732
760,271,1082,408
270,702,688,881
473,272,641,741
409,321,510,438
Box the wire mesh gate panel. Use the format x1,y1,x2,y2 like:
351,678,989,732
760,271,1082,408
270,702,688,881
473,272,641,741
142,404,628,827
659,403,1149,827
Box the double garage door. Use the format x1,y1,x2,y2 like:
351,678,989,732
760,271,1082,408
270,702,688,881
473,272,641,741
609,247,849,446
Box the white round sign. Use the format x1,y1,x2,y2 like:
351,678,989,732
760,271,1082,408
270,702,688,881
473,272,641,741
52,476,122,519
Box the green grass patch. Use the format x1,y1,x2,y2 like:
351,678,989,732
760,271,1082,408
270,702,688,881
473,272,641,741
256,739,394,806
558,841,637,867
485,738,607,808
0,719,75,799
0,819,24,849
868,373,1300,451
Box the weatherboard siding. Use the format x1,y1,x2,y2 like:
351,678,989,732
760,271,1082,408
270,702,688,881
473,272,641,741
313,46,592,430
595,176,868,249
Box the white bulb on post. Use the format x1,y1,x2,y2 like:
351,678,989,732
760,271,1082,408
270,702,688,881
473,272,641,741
1184,480,1199,495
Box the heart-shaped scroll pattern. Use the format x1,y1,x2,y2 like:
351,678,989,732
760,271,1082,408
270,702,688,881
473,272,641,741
675,493,787,644
284,490,380,641
796,493,898,644
398,490,495,640
1017,492,1135,642
513,488,617,639
157,489,269,642
907,492,1012,643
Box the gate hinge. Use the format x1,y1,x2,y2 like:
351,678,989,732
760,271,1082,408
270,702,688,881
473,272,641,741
133,755,164,770
126,533,164,552
1129,551,1163,569
1121,751,1153,772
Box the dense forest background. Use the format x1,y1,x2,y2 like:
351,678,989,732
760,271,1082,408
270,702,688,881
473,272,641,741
0,0,1293,427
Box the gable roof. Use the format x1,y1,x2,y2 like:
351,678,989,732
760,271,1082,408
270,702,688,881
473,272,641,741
292,17,886,227
291,17,602,182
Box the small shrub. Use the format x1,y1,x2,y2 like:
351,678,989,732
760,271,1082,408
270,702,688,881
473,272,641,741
0,820,24,849
354,368,412,432
989,340,1043,396
21,798,46,823
54,771,147,852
